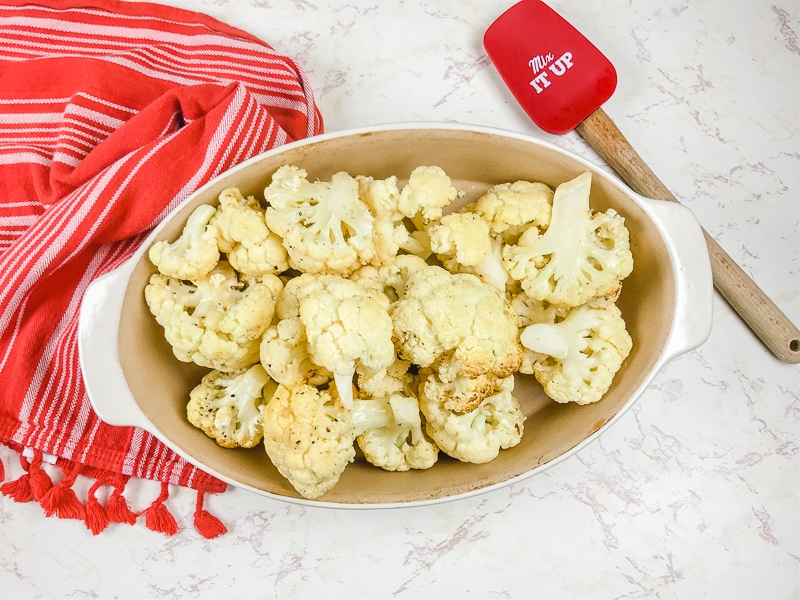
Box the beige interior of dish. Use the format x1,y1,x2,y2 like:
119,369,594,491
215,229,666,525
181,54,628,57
117,127,675,504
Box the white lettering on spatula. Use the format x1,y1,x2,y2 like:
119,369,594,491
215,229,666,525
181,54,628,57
528,51,574,93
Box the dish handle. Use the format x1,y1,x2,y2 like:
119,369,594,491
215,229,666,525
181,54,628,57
78,260,152,431
638,196,714,361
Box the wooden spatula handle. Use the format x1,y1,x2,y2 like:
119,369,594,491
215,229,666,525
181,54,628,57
576,107,800,364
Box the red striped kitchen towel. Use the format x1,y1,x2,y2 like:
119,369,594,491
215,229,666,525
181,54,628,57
0,0,323,537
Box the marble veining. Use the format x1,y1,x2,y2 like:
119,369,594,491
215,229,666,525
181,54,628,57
1,0,797,599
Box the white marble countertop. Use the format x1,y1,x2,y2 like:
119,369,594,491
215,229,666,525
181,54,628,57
2,0,798,598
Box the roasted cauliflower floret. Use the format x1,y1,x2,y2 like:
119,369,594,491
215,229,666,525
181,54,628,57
353,360,439,471
356,394,439,472
259,316,332,388
148,204,220,280
520,298,633,405
419,375,524,464
261,383,357,500
426,207,513,293
264,165,376,276
466,234,513,294
356,358,417,399
144,261,282,371
510,292,570,374
473,180,553,242
391,265,523,413
280,273,396,409
187,364,275,448
391,265,523,380
349,253,428,303
357,174,405,222
428,211,492,269
356,174,411,266
502,171,633,306
211,187,289,277
421,368,506,414
397,165,458,224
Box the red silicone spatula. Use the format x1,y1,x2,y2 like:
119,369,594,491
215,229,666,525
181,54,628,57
484,0,800,364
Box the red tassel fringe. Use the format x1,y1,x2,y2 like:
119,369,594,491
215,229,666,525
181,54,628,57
27,451,53,501
0,454,34,502
0,446,227,538
141,481,178,536
106,478,138,525
40,462,85,520
84,480,109,535
194,490,227,539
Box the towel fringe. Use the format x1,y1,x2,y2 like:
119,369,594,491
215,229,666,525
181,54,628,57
84,479,109,535
1,445,228,538
141,481,178,536
27,450,53,501
39,461,85,520
193,489,227,539
0,454,34,502
105,477,137,525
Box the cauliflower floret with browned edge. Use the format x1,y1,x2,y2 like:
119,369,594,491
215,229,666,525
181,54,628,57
279,273,396,409
420,368,506,414
391,265,523,413
211,187,289,277
187,364,275,448
520,298,633,405
419,375,524,464
148,204,220,280
144,261,282,371
502,171,633,307
391,265,523,381
397,165,458,224
264,165,376,276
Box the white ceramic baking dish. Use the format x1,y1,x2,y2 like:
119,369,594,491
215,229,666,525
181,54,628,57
78,123,713,507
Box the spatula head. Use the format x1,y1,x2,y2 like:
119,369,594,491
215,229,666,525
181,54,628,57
484,0,617,135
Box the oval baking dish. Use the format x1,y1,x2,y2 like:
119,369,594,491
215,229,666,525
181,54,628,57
77,123,713,507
